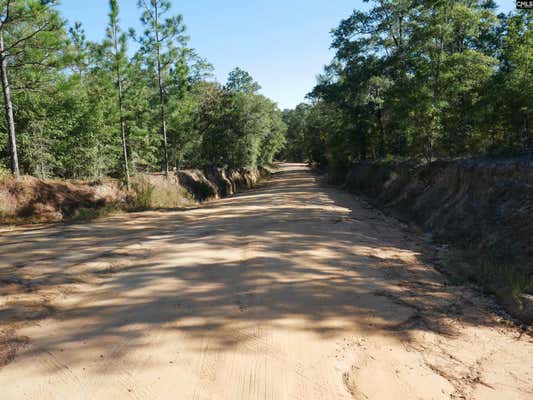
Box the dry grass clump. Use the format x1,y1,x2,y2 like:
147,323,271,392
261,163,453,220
129,175,193,211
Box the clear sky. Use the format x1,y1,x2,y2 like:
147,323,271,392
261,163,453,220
57,0,518,110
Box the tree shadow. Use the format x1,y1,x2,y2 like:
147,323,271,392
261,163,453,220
0,165,509,375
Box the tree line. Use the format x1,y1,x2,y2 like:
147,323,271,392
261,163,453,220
282,0,532,170
0,0,286,182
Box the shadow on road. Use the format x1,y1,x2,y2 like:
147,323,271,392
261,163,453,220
0,164,507,373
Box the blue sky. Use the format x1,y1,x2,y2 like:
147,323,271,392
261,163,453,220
58,0,518,110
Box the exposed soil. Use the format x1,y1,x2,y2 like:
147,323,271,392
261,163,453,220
0,167,267,224
344,158,533,262
0,164,531,399
0,176,128,223
343,158,533,322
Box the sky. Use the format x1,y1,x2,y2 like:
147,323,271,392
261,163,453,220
57,0,518,110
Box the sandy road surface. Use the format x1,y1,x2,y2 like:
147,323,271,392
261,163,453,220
0,163,531,400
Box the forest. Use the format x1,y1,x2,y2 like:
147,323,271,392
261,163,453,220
0,0,286,185
283,0,532,171
0,1,531,183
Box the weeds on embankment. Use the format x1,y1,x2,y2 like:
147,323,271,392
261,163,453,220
0,167,265,225
0,173,193,225
128,175,193,211
443,249,533,314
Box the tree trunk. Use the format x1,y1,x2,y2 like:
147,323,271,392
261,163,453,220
113,28,130,190
154,3,170,177
119,108,130,189
172,130,178,170
0,30,20,177
377,107,386,158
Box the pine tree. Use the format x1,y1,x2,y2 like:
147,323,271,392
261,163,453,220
0,0,63,176
135,0,188,176
105,0,130,189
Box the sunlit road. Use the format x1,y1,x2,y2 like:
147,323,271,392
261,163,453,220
1,164,531,399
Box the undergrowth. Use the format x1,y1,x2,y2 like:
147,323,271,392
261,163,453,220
195,180,216,201
129,175,193,210
129,176,155,210
443,249,533,307
73,204,122,221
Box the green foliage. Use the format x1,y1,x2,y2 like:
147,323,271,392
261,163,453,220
0,2,284,180
205,66,285,169
1,0,66,71
227,67,261,94
443,249,533,306
73,204,121,221
0,0,67,175
129,176,155,210
0,164,10,178
286,2,532,167
135,0,189,174
197,79,286,169
104,0,131,187
280,104,311,162
128,175,192,209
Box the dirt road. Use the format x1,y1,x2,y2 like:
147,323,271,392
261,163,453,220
0,163,531,399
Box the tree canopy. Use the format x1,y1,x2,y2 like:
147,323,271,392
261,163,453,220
283,1,532,167
1,1,530,180
227,67,262,94
0,1,286,179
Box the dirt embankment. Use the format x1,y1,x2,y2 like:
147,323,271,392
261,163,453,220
0,176,129,223
177,166,267,201
0,167,270,224
1,163,531,399
340,158,533,321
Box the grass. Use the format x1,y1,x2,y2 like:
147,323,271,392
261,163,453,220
443,249,533,308
0,204,123,225
128,175,194,210
0,166,11,179
129,176,155,211
73,204,122,221
148,184,193,208
1,168,262,225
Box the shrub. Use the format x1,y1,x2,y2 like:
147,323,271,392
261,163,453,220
443,249,533,305
196,180,216,201
130,176,155,210
74,204,121,221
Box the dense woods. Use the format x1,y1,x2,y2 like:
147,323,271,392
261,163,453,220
1,1,531,182
0,0,286,180
283,1,532,170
